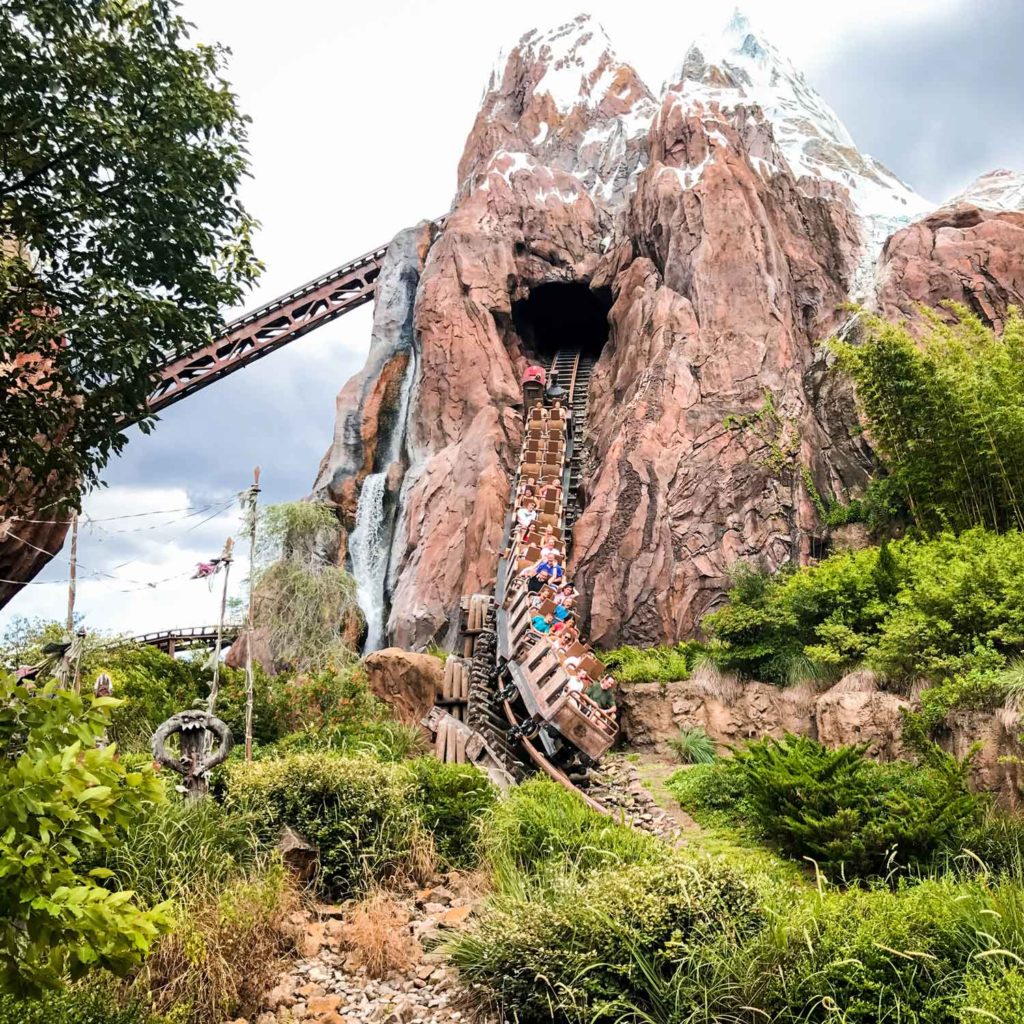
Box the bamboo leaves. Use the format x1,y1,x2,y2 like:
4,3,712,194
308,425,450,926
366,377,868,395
831,305,1024,533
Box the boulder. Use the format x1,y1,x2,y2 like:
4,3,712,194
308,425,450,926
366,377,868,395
876,203,1024,332
362,648,443,725
815,679,910,760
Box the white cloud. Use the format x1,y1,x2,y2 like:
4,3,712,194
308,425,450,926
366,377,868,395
1,487,246,637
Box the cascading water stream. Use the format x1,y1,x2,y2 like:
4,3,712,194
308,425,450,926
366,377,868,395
349,350,416,653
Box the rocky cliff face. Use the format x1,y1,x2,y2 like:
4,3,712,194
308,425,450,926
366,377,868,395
877,203,1024,332
316,12,1021,651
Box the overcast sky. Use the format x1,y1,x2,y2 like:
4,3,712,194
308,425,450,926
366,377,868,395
2,0,1019,639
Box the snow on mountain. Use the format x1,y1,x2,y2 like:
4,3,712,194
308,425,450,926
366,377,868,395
470,14,657,204
666,10,933,298
670,9,932,221
487,14,651,118
944,169,1024,212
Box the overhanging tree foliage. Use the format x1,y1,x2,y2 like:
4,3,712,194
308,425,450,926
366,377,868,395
831,304,1024,533
0,0,261,507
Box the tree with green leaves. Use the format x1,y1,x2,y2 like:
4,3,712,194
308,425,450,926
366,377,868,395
0,0,261,511
0,676,171,993
831,304,1024,533
248,502,364,675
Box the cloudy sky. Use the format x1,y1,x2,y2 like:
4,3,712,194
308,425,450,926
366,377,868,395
2,0,1020,638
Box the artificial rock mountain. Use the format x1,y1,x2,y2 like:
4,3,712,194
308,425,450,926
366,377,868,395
313,12,1024,651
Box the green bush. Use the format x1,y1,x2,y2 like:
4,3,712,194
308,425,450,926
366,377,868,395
479,777,665,882
601,642,704,683
667,726,717,764
666,760,752,830
225,753,423,898
733,735,982,881
762,876,1024,1024
88,643,280,751
0,677,171,994
0,984,164,1024
961,966,1024,1023
447,854,765,1024
704,528,1024,692
405,759,495,869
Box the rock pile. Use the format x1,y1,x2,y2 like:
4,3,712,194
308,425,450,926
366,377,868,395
589,756,684,842
239,875,492,1024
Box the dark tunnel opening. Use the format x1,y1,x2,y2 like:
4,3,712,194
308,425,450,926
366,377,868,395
511,281,612,366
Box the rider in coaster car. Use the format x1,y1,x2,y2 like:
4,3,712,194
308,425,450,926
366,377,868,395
526,569,551,595
585,675,617,715
516,498,538,531
531,612,554,635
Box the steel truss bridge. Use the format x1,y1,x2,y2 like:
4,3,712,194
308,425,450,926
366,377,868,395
147,242,390,413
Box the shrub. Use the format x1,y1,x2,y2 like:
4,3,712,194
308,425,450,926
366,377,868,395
225,753,423,898
479,777,665,882
405,759,496,869
961,966,1024,1023
601,642,704,683
88,642,279,750
138,861,298,1024
0,677,171,994
666,760,751,830
86,644,197,752
704,528,1024,690
763,876,1024,1024
447,855,765,1024
668,726,717,764
0,983,163,1024
269,665,388,746
733,735,983,880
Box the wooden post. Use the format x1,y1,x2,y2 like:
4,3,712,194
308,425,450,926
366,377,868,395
244,468,261,761
208,536,234,717
72,627,85,694
65,511,78,634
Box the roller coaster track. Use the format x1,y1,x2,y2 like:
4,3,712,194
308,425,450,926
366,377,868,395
130,624,240,655
451,345,612,813
146,243,390,414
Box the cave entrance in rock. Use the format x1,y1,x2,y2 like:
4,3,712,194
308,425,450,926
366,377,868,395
512,282,611,366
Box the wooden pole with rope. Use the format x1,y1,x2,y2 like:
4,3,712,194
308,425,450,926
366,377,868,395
207,536,234,717
65,511,78,634
244,468,261,760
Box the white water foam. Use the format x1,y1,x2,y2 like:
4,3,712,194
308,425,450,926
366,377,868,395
349,349,416,653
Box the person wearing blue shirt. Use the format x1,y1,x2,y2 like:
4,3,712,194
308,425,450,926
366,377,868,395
531,613,553,634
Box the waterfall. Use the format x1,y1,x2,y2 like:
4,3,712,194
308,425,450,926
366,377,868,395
349,350,416,653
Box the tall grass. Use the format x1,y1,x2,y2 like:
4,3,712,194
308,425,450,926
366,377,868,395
479,777,665,888
101,795,265,904
667,727,717,765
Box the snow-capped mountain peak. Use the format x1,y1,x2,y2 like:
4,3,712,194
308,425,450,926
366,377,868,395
943,169,1024,212
485,14,641,116
466,14,656,205
669,8,933,223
